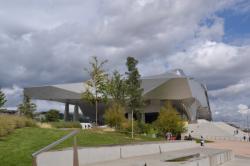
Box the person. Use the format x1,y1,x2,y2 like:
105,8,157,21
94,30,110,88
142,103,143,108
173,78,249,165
176,133,181,140
200,136,205,147
165,132,169,140
243,135,246,141
188,134,192,140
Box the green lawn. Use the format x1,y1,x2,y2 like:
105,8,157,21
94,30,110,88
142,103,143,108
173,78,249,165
0,127,163,166
56,130,163,149
0,128,69,166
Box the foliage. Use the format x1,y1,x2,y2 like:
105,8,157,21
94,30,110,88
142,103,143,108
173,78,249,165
50,121,82,128
125,57,144,119
137,122,158,135
104,102,126,129
121,120,141,134
121,121,158,136
45,109,60,122
18,96,36,118
81,56,108,125
154,101,186,136
125,57,144,138
107,71,127,105
0,88,7,110
0,115,37,137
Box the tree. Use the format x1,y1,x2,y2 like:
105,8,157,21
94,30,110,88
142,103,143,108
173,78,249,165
81,56,108,125
18,96,36,118
104,103,126,129
107,71,127,106
125,57,144,138
154,101,186,136
0,88,7,110
45,109,60,122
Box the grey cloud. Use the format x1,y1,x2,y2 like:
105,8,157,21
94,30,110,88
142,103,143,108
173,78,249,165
1,0,249,122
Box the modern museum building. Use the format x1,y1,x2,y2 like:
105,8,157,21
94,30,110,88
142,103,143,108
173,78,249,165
24,69,212,124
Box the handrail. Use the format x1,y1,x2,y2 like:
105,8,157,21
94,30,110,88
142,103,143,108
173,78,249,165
32,129,80,166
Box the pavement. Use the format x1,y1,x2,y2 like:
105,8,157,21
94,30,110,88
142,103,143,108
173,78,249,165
222,156,250,166
206,140,250,158
83,147,230,166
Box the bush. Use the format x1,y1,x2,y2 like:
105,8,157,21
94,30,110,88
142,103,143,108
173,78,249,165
104,103,126,129
120,120,141,134
0,115,37,137
154,102,186,136
45,109,60,122
50,122,82,128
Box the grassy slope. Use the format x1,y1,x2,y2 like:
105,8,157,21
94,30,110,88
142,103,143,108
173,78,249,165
0,128,163,166
56,130,163,149
0,128,69,166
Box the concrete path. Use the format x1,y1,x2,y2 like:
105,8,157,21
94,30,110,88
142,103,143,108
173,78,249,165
83,147,230,166
206,140,250,157
222,156,250,166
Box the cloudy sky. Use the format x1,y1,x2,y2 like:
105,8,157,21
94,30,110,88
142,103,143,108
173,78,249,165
1,0,250,125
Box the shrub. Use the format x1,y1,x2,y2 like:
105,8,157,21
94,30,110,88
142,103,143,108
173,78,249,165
45,109,60,122
0,115,37,137
50,122,82,128
120,120,141,134
104,103,126,129
154,102,186,136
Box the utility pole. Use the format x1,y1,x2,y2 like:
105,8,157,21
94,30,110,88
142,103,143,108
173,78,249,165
131,110,134,139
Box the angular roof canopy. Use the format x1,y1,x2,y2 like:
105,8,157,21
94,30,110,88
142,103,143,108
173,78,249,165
24,69,208,108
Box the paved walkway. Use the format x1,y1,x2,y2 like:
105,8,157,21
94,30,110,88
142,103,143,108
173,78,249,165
206,140,250,157
222,156,250,166
83,148,228,166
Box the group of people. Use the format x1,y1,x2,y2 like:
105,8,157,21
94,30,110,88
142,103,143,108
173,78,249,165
242,135,250,142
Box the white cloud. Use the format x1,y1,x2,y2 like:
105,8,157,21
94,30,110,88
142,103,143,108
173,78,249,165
1,0,250,123
238,104,248,110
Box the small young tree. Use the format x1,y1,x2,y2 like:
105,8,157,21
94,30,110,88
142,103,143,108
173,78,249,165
104,103,126,129
81,56,108,125
125,57,144,138
18,96,36,118
155,101,186,136
107,71,127,106
0,88,7,111
45,109,60,122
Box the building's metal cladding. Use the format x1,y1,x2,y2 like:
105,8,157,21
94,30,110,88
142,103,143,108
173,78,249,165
24,69,212,123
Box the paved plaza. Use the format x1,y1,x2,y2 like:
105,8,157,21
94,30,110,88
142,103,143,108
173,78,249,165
83,147,231,166
206,140,250,158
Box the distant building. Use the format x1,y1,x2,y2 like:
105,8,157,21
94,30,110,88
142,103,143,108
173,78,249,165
24,69,212,124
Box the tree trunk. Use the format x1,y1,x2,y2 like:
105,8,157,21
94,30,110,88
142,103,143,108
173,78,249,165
95,99,98,126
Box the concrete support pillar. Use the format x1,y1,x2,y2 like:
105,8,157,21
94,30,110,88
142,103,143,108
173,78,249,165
73,105,79,122
64,103,70,121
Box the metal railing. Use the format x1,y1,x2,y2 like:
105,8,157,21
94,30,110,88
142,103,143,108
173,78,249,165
32,129,80,166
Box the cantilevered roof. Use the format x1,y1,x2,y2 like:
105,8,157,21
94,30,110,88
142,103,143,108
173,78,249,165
24,69,205,104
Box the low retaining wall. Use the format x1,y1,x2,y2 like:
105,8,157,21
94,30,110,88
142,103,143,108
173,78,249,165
209,150,234,166
37,141,198,166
